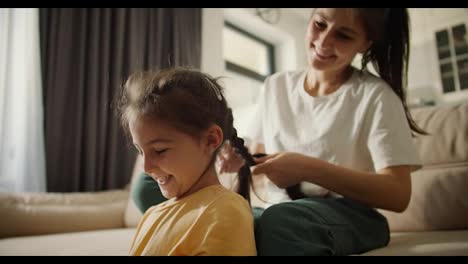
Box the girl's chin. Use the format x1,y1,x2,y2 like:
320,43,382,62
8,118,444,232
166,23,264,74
161,190,176,199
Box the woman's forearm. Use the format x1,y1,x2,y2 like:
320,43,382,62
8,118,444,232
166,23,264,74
298,155,412,212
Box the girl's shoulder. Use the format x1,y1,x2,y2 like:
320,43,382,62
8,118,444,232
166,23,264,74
201,187,253,219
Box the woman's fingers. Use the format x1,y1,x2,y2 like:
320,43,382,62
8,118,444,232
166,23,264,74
253,153,277,164
251,162,270,175
218,148,246,173
251,154,278,175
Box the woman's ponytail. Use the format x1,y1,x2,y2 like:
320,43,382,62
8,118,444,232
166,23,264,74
360,8,427,135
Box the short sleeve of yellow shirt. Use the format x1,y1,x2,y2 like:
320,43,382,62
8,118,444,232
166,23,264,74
129,185,257,256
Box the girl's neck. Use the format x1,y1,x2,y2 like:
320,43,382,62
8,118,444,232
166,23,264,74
175,167,220,201
305,66,353,97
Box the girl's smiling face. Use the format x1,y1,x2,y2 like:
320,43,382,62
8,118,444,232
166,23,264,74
130,116,217,200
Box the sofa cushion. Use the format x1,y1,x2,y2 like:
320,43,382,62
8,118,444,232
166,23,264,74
0,190,128,238
379,164,468,232
362,230,468,256
411,103,468,166
124,156,144,227
0,228,136,256
379,103,468,232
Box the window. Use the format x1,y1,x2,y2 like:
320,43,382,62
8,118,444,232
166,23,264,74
223,22,275,82
436,23,468,94
222,21,277,141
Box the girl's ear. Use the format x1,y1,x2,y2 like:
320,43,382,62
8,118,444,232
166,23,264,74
203,124,224,154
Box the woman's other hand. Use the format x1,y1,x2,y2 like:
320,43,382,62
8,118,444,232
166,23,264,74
217,141,246,173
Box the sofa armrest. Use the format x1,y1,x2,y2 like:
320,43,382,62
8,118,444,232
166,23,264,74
0,189,129,238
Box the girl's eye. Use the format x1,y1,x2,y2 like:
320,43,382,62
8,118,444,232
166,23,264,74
154,149,169,155
134,145,143,156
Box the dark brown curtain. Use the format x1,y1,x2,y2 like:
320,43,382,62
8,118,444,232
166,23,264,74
40,8,201,192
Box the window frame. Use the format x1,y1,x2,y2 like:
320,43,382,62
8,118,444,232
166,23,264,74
224,21,276,82
435,22,468,94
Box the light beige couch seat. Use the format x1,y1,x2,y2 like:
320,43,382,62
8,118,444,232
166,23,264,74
0,228,135,256
1,103,467,256
2,228,467,256
365,231,468,256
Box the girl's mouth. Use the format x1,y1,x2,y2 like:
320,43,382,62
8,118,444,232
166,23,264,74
156,175,173,185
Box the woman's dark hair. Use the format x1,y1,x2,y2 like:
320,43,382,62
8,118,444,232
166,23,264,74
357,8,427,135
116,66,260,204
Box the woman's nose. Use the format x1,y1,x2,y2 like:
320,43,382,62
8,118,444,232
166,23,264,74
316,30,333,50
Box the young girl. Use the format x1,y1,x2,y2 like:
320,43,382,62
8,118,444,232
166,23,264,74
132,8,426,255
117,68,257,256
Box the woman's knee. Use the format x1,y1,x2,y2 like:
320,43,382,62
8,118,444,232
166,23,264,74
255,202,334,255
131,173,167,213
258,203,296,228
256,201,325,240
258,201,322,227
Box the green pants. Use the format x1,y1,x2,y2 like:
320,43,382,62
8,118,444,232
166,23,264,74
132,173,389,256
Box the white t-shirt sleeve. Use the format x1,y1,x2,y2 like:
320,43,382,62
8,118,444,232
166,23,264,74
366,87,422,172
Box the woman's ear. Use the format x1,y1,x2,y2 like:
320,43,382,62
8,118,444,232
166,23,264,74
359,40,373,54
203,124,224,154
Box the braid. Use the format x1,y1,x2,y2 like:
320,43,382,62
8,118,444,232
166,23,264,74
226,109,306,204
225,109,254,204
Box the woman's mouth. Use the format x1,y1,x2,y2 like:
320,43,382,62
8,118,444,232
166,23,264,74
314,49,335,61
310,45,335,61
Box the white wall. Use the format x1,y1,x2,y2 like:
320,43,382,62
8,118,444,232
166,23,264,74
201,8,224,78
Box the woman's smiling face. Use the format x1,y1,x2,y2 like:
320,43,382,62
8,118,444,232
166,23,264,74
305,8,372,72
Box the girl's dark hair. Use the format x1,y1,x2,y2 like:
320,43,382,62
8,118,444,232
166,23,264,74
116,66,259,204
357,8,427,135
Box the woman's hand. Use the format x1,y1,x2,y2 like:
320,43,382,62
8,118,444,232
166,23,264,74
251,152,309,188
217,141,245,173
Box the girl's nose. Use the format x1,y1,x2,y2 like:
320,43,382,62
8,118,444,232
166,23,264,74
143,155,157,174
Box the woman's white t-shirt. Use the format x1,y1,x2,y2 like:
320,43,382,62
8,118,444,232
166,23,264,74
245,68,422,203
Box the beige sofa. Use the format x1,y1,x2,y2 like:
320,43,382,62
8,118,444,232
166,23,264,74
1,103,467,256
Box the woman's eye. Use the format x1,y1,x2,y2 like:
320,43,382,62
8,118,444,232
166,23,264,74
315,21,326,29
337,32,352,40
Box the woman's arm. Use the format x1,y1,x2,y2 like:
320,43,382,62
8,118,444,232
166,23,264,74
252,152,412,212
